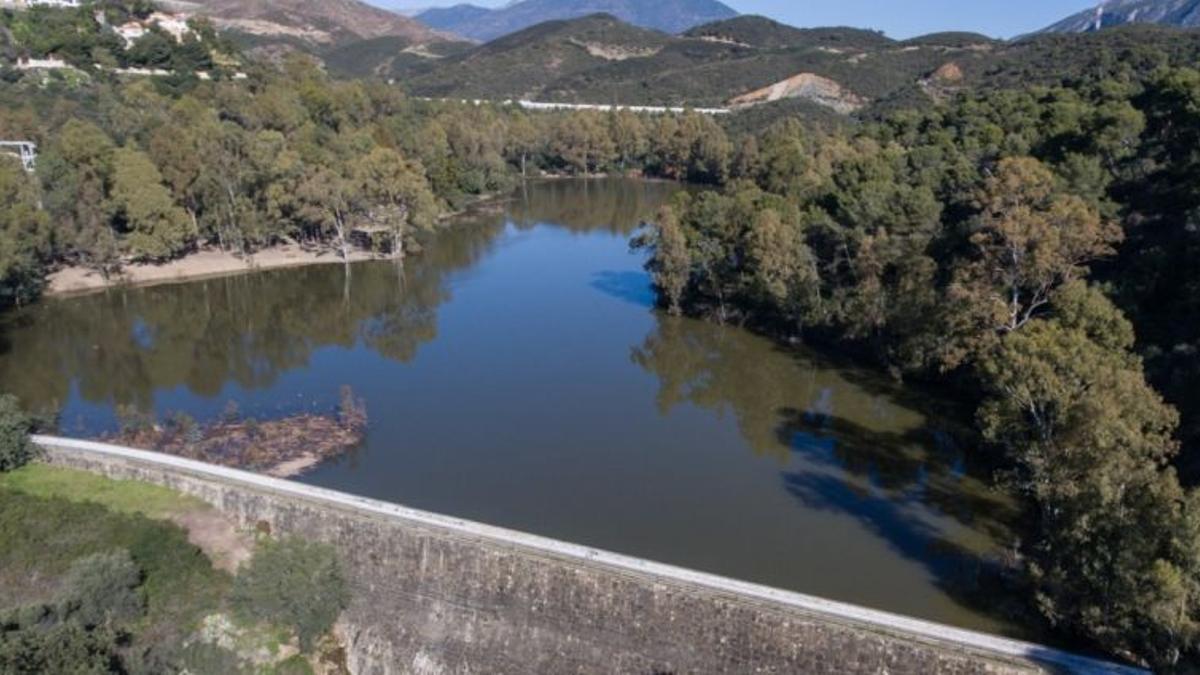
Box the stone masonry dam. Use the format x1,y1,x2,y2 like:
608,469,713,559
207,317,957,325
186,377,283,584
32,436,1143,674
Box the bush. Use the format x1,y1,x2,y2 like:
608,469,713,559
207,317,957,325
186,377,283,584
55,549,145,629
0,394,35,472
0,622,122,675
176,642,249,675
231,538,348,650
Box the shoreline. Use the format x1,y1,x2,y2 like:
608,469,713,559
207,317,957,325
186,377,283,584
46,191,516,298
46,245,384,297
41,178,677,298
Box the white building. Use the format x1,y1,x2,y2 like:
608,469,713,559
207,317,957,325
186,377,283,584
115,12,193,46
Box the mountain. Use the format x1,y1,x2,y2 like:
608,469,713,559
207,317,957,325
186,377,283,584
414,4,493,35
1040,0,1200,33
683,16,892,51
415,0,739,42
391,13,967,114
161,0,446,45
398,13,673,98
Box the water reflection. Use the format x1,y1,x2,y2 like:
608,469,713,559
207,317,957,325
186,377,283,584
632,316,1021,632
0,178,1024,636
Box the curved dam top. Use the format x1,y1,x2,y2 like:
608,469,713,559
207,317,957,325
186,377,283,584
34,435,1140,675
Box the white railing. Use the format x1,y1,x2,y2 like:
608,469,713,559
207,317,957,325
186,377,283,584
419,98,731,116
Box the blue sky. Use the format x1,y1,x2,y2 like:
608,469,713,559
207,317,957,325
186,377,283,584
371,1,1100,39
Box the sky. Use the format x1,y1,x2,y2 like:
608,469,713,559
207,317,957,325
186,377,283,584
370,0,1101,39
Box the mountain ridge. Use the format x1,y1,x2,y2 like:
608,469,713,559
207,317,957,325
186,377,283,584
1040,0,1200,33
415,0,738,41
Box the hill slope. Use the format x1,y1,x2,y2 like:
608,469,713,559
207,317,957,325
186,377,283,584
684,16,893,50
399,15,949,111
163,0,445,45
414,4,493,35
415,0,738,42
1040,0,1200,33
391,15,1200,123
402,13,673,99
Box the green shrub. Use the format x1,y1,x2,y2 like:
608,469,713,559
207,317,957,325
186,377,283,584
55,549,145,629
268,654,316,675
0,621,122,675
231,538,349,650
176,642,249,675
0,394,35,472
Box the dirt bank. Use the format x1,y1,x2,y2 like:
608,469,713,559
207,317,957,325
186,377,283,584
46,246,382,297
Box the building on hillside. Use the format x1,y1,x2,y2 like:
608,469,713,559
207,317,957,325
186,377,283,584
115,11,192,46
1,0,84,7
114,21,147,44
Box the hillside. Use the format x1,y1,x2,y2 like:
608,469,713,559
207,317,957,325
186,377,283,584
397,15,969,113
415,0,738,42
324,35,472,79
401,13,674,99
1040,0,1200,32
388,13,1200,123
161,0,445,45
684,16,893,50
414,4,492,35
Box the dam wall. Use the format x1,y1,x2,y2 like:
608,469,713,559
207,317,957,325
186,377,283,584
32,436,1139,675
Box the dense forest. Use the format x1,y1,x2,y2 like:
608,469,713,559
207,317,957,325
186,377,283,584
3,1,1200,670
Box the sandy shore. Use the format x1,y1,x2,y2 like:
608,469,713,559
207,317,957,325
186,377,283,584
47,246,382,297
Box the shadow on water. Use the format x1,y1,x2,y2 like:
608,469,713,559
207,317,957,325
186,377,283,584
778,409,1028,633
590,270,656,308
631,314,1028,635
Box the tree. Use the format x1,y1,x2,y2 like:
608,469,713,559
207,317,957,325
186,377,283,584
55,550,144,629
550,111,614,176
39,120,119,275
609,110,647,173
978,315,1199,667
505,113,540,178
125,29,176,69
746,207,820,324
636,205,691,314
110,147,192,261
148,97,220,242
232,537,349,650
944,157,1122,367
0,161,49,307
353,147,438,259
0,395,35,472
0,622,122,675
295,163,360,263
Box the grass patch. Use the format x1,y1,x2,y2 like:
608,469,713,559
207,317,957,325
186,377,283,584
1,466,345,671
0,464,208,520
0,484,230,664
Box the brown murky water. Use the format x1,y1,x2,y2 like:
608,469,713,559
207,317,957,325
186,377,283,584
0,179,1025,636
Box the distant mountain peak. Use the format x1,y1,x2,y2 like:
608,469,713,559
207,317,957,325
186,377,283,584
416,0,738,42
1040,0,1200,33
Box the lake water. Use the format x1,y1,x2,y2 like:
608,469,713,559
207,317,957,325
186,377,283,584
0,178,1024,637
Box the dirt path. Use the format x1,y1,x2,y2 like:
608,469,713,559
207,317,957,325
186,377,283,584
172,508,254,573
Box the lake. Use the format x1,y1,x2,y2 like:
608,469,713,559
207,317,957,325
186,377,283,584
0,178,1024,637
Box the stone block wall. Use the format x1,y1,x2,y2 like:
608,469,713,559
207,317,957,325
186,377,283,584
34,437,1137,675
